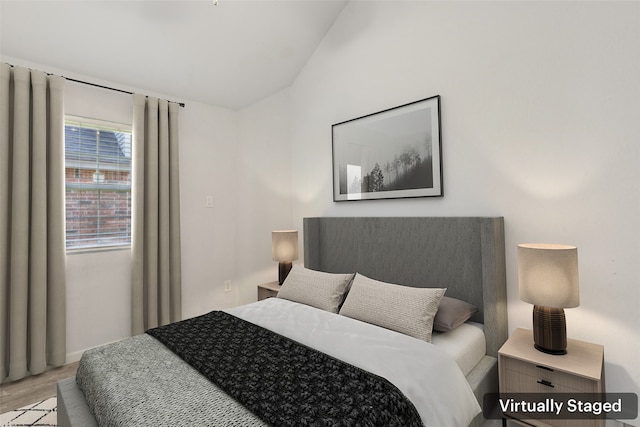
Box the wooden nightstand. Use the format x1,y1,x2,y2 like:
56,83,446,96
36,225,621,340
257,281,281,301
498,328,605,427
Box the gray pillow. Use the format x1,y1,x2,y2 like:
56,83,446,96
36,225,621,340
277,265,354,313
339,273,446,342
433,296,479,332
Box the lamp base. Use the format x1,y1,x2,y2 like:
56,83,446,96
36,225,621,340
278,261,293,285
532,305,567,355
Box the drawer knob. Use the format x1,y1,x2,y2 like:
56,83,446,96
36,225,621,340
537,379,555,388
536,365,554,372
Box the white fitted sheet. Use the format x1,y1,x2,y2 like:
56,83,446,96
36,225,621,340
226,298,481,427
431,321,486,377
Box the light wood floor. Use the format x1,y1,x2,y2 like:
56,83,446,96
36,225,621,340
0,362,79,413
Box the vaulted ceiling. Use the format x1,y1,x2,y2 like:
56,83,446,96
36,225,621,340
0,0,348,110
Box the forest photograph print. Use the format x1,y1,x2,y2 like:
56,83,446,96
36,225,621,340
332,96,442,201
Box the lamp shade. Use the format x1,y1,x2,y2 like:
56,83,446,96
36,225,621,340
272,230,299,262
518,243,579,308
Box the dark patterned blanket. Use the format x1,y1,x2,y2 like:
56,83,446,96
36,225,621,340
147,311,424,427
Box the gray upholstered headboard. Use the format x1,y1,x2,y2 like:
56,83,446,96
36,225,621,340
303,217,508,357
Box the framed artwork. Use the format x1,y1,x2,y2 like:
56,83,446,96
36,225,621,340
332,95,442,201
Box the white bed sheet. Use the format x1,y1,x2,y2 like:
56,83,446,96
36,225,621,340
226,298,481,427
431,321,486,377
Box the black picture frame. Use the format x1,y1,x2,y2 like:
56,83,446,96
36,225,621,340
332,95,442,201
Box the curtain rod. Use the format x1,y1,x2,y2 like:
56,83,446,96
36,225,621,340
65,77,186,108
7,63,186,108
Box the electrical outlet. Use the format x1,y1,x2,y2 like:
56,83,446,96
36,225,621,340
224,280,232,292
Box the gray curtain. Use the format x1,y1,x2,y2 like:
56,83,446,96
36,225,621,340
0,64,66,382
131,94,182,335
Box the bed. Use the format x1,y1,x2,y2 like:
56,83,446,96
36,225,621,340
57,216,507,427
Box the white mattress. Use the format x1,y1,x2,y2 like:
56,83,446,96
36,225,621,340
431,321,486,377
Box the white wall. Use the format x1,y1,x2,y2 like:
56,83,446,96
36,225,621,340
235,89,296,302
177,96,241,319
281,2,639,425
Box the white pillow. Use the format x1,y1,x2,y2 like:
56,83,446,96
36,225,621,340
277,265,354,313
339,273,446,342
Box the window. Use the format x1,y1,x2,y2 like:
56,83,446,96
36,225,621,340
65,117,132,250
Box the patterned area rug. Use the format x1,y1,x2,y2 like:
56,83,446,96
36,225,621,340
0,397,56,427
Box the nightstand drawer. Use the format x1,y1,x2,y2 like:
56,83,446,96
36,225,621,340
258,287,279,300
501,356,599,393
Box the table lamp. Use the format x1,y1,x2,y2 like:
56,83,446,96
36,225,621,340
517,243,579,355
272,230,299,284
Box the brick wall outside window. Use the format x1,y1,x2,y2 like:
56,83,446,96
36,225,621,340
65,168,131,248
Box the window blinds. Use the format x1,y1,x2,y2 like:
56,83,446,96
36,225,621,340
64,118,132,250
